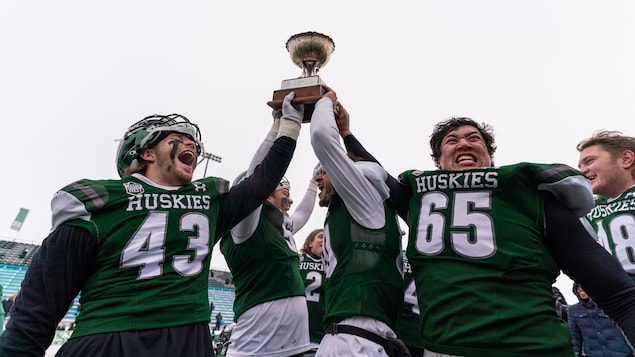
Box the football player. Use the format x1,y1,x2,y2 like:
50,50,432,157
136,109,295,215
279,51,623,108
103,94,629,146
577,130,635,282
299,228,326,356
343,116,635,356
0,108,300,357
310,87,408,357
219,93,316,356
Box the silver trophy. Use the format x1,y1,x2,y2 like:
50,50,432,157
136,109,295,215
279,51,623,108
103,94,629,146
268,32,335,122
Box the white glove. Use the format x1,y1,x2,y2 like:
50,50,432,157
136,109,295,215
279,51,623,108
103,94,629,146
281,92,304,125
277,92,303,140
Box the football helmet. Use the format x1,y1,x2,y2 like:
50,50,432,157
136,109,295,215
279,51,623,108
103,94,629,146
231,170,290,191
232,170,248,187
116,114,204,178
276,176,291,191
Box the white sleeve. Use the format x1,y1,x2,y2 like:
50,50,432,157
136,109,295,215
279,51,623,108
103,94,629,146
50,190,91,230
310,97,386,229
289,181,318,233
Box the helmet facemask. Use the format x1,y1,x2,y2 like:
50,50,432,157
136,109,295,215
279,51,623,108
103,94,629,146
276,176,291,191
116,114,204,178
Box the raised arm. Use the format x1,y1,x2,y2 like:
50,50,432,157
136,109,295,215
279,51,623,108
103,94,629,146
216,93,301,239
340,122,411,221
310,89,386,229
544,193,635,345
227,113,281,242
289,165,319,233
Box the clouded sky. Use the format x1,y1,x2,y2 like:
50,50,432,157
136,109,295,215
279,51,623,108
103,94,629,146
1,0,633,302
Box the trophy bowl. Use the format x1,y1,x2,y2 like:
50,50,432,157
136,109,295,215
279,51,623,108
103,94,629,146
268,32,336,122
286,32,335,78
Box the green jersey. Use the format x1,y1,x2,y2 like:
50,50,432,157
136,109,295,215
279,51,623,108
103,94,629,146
220,202,305,320
299,254,326,345
322,194,403,328
584,185,635,280
402,162,589,356
51,175,228,338
395,253,423,351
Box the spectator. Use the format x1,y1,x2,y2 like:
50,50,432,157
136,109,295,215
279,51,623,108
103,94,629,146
568,282,633,357
299,228,326,356
553,286,569,321
577,131,635,281
215,312,223,332
215,322,236,356
1,297,9,320
0,112,298,357
3,294,16,318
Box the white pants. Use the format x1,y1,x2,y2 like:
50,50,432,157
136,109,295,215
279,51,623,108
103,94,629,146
315,316,396,357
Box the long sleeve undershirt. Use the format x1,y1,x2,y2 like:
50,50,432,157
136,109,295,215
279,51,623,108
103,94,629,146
0,135,296,357
342,132,635,346
310,97,386,229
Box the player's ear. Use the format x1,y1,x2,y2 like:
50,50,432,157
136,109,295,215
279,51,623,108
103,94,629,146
621,149,635,169
140,149,156,163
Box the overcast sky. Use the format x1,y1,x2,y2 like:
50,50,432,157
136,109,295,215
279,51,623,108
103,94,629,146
1,0,633,303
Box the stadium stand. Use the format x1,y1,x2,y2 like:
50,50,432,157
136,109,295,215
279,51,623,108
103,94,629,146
0,239,236,329
208,286,236,324
0,240,40,266
0,263,81,324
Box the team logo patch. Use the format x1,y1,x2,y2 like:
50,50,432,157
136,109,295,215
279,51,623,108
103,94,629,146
123,181,145,195
192,181,206,192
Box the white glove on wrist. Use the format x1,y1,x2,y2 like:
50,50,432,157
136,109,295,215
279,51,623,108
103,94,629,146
282,92,304,125
277,92,303,140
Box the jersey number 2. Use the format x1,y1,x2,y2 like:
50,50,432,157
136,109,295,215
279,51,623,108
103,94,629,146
305,271,323,303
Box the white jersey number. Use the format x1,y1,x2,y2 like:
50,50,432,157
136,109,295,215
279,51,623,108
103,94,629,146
304,271,323,303
121,211,210,279
595,214,635,274
416,191,496,259
404,279,420,315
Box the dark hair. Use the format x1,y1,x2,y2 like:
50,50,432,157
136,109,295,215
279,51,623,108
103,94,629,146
552,286,568,305
300,229,324,256
430,117,496,165
577,130,635,180
572,282,586,301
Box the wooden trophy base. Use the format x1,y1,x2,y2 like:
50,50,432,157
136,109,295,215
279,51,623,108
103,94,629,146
267,84,324,123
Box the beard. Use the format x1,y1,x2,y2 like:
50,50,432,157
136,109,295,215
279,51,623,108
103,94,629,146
318,189,330,207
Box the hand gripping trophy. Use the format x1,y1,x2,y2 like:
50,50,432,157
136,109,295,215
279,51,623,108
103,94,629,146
267,31,335,122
